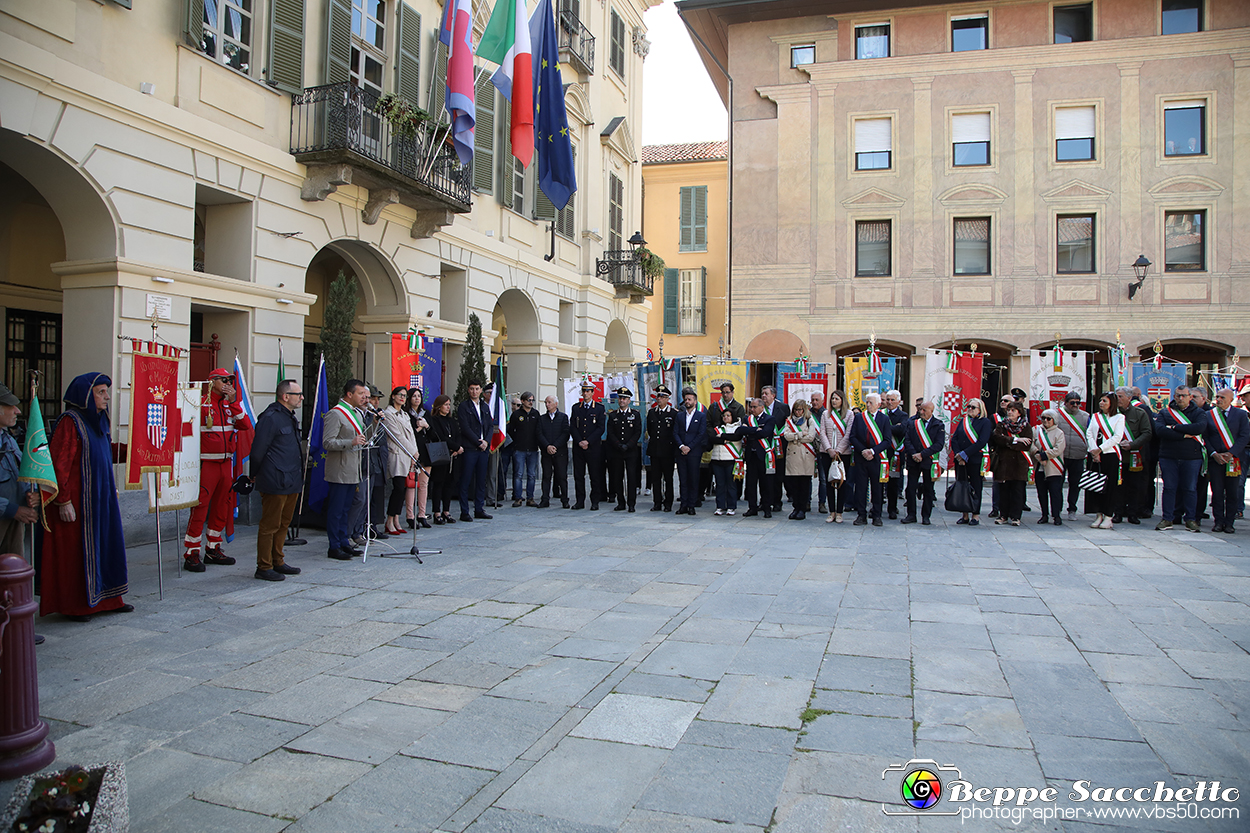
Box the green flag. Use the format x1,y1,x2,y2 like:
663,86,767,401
277,339,287,385
18,394,58,528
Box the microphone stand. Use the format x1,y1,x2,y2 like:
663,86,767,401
366,408,439,562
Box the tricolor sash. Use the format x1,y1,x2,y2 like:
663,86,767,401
1056,407,1085,438
1093,413,1120,456
958,418,990,477
1122,420,1143,472
915,418,942,479
785,417,818,458
1169,406,1208,475
747,414,778,474
828,408,847,439
332,402,365,436
717,425,746,478
1210,408,1242,476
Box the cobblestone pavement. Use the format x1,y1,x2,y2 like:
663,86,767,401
3,498,1249,832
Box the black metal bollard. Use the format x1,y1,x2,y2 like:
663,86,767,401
0,553,55,779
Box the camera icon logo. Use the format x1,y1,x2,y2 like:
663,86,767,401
882,759,963,816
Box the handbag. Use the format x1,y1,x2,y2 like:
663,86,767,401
405,471,417,489
428,441,451,466
1078,467,1106,493
827,457,845,483
944,476,975,514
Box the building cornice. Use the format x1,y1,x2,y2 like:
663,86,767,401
51,258,319,310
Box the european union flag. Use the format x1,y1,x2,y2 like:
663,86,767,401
307,356,330,513
530,0,576,210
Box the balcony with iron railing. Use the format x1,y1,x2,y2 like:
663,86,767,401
290,82,471,237
596,251,655,302
559,10,595,77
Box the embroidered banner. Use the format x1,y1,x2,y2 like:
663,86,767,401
147,384,200,512
391,333,444,401
1028,349,1088,423
923,349,984,469
1131,362,1187,412
126,346,181,489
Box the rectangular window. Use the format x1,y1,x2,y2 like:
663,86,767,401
1057,214,1095,273
5,308,62,426
951,15,988,52
609,9,626,77
954,218,991,275
1055,105,1096,161
678,268,705,335
1054,3,1092,43
200,0,253,73
952,112,990,167
1164,211,1205,271
791,44,815,67
1164,100,1205,156
856,24,890,59
679,186,708,252
608,173,623,251
1162,0,1201,35
854,118,892,171
856,220,891,277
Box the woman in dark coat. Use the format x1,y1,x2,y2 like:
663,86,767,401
38,372,132,621
950,397,993,526
424,394,462,524
990,401,1033,525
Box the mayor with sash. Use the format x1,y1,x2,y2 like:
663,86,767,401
849,392,892,526
740,397,778,517
950,397,993,525
1203,387,1249,534
322,379,373,560
901,401,945,525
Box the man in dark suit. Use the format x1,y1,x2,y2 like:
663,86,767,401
740,397,777,518
456,380,495,522
760,385,789,511
672,387,708,515
537,395,570,508
1203,387,1250,533
570,381,606,510
884,390,908,519
248,379,306,581
901,400,946,525
850,392,892,526
646,386,678,511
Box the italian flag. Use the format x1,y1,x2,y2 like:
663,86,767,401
488,359,511,452
479,0,534,167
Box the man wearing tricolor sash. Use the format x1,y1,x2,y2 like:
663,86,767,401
1055,393,1090,520
740,398,778,518
884,390,908,520
1115,388,1154,524
849,392,892,526
322,379,372,560
1201,388,1249,534
901,401,944,525
760,386,789,513
1153,385,1205,532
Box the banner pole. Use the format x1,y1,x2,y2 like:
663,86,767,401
292,354,325,542
152,472,163,600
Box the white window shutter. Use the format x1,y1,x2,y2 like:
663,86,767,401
952,113,990,144
1055,106,1095,140
854,118,891,153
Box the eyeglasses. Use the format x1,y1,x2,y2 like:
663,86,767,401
1041,416,1054,421
285,392,305,397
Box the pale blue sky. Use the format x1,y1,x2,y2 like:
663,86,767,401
641,1,728,146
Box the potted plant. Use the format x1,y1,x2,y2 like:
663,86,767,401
1,761,128,833
636,247,665,280
374,94,430,138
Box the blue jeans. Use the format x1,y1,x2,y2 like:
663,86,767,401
325,482,357,551
460,446,490,515
513,450,539,500
711,460,737,510
1159,457,1200,523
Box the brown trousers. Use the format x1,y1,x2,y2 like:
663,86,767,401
256,492,300,570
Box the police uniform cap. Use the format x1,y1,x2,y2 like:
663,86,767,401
616,387,632,398
654,385,671,397
580,381,595,390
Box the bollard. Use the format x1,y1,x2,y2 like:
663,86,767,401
0,553,55,779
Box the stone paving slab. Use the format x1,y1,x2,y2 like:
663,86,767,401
6,498,1250,831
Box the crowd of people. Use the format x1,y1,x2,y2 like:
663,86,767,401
4,372,1247,616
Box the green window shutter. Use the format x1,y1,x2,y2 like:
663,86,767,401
184,0,204,50
679,186,693,251
499,98,515,207
535,185,556,221
555,146,577,237
700,266,707,334
429,39,449,118
663,268,678,334
325,0,352,85
267,0,306,94
693,186,707,251
394,5,422,105
473,68,495,193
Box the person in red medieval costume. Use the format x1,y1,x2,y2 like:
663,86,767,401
181,367,252,572
38,372,132,622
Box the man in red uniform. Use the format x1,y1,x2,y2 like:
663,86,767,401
182,368,252,572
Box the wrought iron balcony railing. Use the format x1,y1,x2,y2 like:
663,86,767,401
290,82,471,213
559,10,595,75
596,250,654,299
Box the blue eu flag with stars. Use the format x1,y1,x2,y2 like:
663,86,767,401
530,0,576,210
307,357,330,513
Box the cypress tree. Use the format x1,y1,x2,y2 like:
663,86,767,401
320,270,359,405
454,311,487,403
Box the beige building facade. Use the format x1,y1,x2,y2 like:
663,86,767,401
679,0,1250,398
0,0,658,448
640,141,728,361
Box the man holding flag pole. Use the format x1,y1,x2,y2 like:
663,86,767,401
2,382,41,554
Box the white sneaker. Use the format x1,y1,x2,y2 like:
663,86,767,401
1100,516,1115,529
714,508,725,516
1090,514,1103,529
1066,510,1076,521
727,509,735,515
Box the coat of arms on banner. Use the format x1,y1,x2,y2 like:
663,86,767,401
147,385,169,449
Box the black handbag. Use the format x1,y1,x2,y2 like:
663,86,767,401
944,477,975,514
428,441,451,466
1078,467,1106,493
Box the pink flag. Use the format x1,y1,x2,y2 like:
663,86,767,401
444,0,476,166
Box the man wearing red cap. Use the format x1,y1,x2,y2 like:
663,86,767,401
182,368,252,571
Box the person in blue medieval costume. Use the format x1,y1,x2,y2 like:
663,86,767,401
37,372,132,622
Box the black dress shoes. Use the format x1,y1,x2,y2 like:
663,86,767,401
743,508,758,517
853,516,868,525
474,510,493,519
921,518,931,525
460,513,475,522
274,563,301,575
872,518,883,526
900,516,917,524
328,549,351,560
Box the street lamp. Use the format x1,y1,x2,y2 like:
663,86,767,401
1128,254,1151,300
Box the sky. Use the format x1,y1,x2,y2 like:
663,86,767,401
641,1,728,146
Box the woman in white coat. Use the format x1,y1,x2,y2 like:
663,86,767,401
1085,391,1126,529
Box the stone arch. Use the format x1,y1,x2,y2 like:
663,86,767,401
605,318,633,373
494,287,542,397
321,238,407,315
743,328,805,362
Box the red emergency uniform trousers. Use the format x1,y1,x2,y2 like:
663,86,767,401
184,458,234,553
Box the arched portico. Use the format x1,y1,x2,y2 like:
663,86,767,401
605,319,633,375
493,288,542,397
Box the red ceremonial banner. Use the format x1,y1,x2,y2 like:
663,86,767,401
391,333,422,392
782,373,828,412
127,348,181,488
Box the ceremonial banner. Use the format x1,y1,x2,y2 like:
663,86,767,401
696,360,748,406
1109,344,1131,389
562,375,605,413
1028,349,1089,422
923,349,985,468
391,333,444,402
1132,362,1187,412
147,385,201,512
845,357,898,411
774,362,826,394
307,357,331,513
126,346,181,489
18,394,58,526
782,373,828,412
